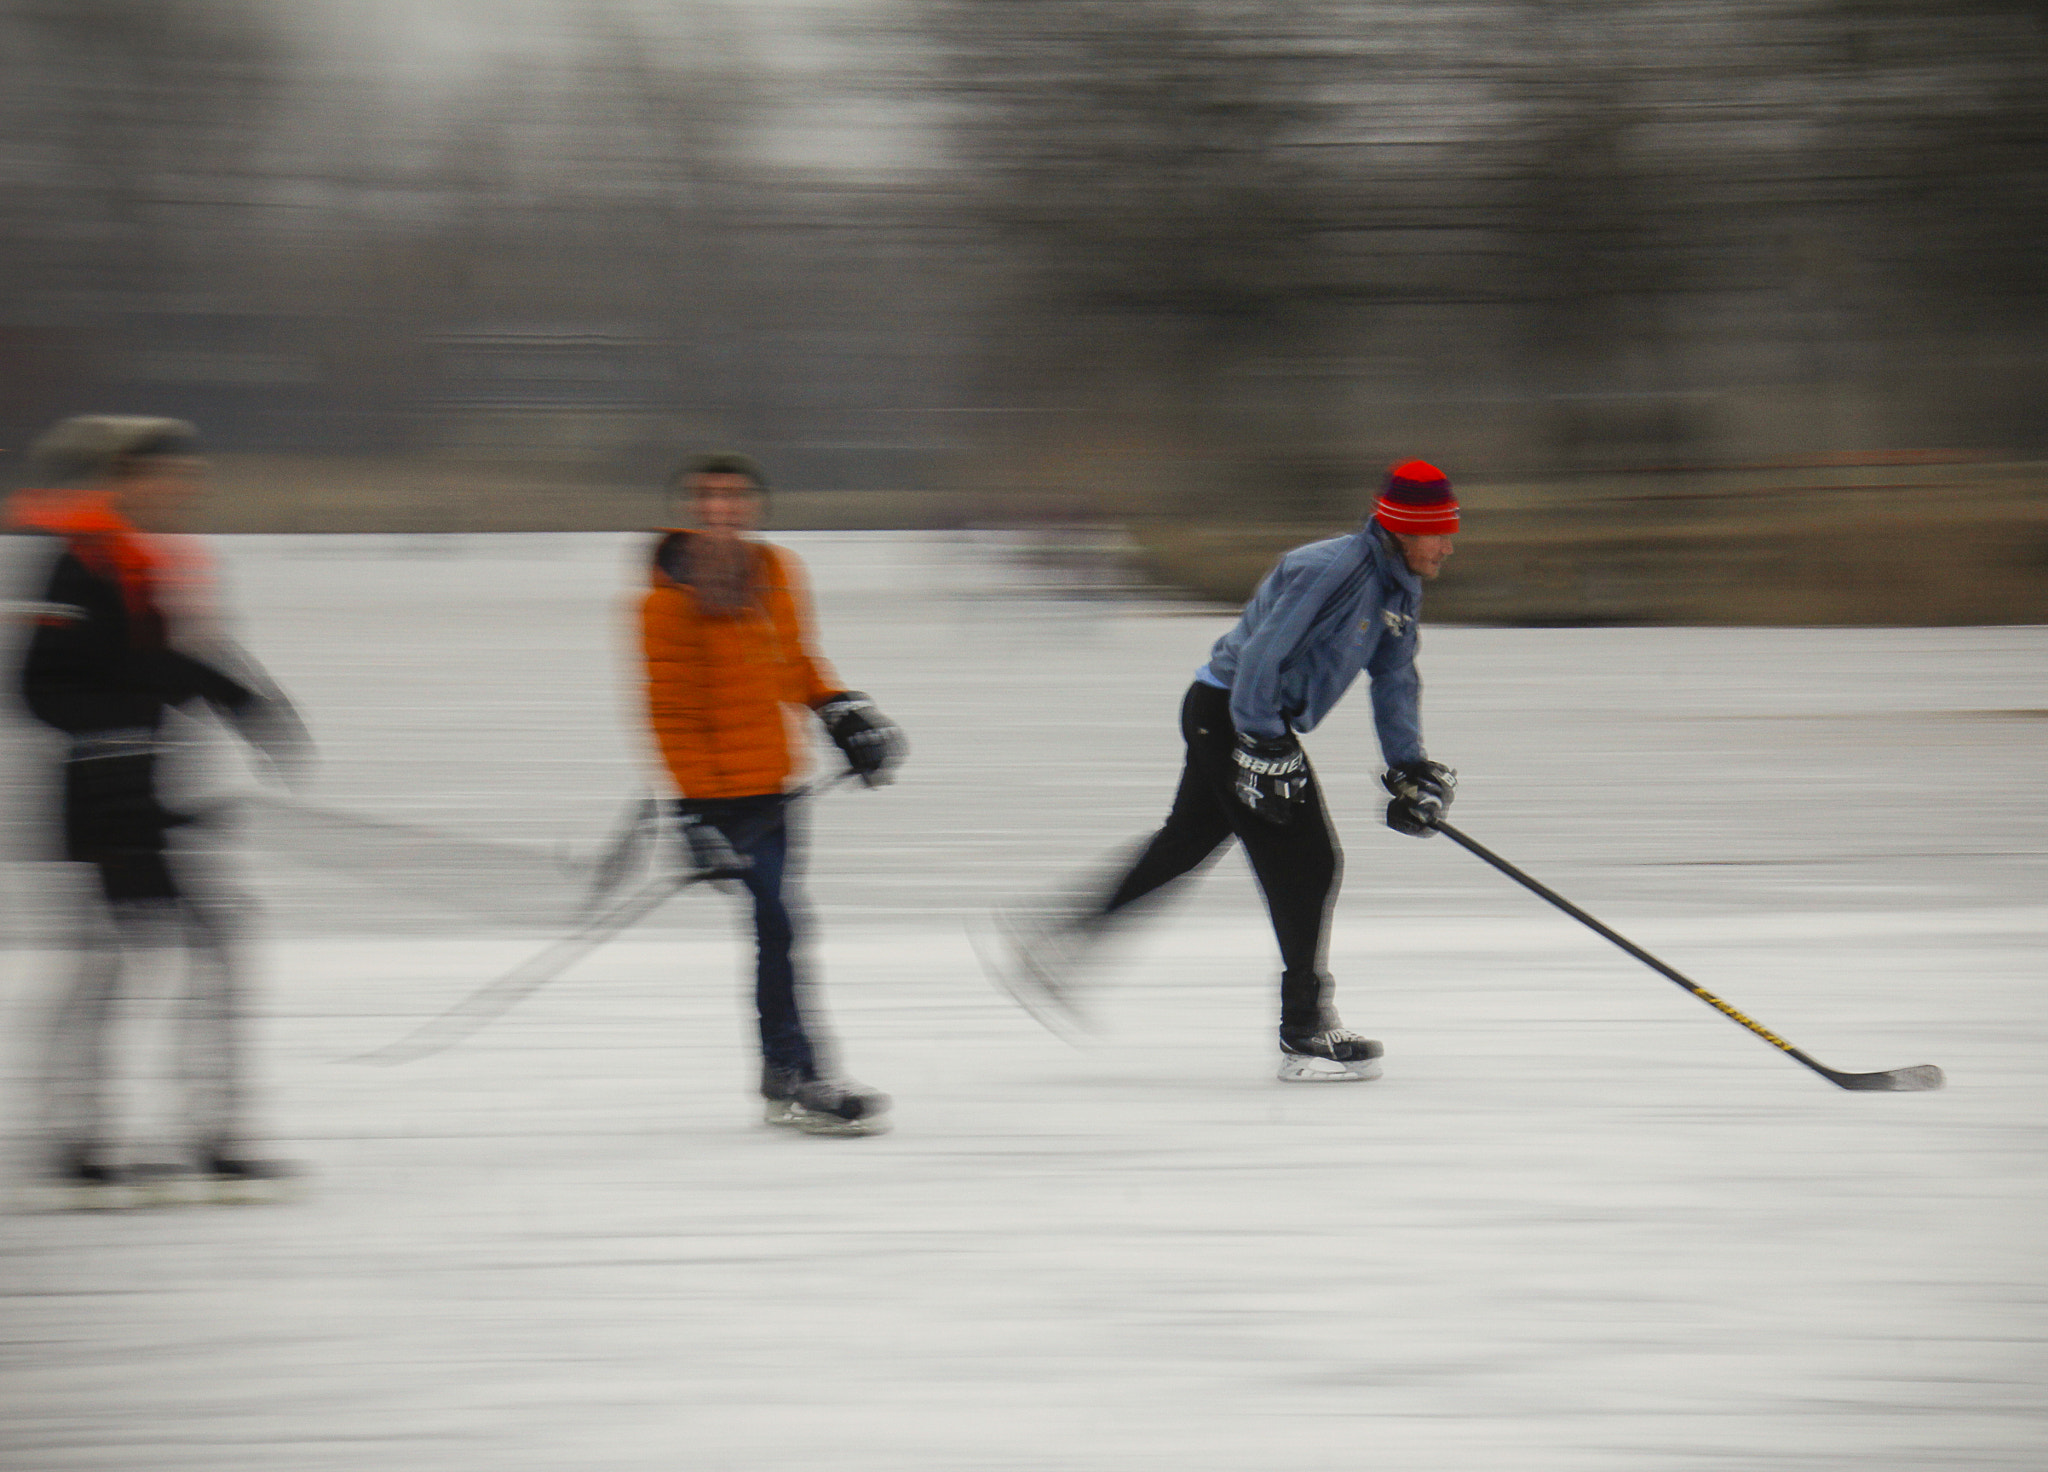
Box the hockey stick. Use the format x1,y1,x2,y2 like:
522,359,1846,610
353,869,706,1065
355,773,857,1065
1428,817,1944,1092
234,791,589,924
575,792,661,918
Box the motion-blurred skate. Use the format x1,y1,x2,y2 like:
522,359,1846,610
762,1065,892,1137
979,902,1099,1038
34,1146,134,1211
1276,1025,1384,1082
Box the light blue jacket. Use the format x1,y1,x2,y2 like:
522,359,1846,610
1195,520,1426,765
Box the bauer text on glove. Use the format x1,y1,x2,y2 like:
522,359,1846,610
1232,732,1308,825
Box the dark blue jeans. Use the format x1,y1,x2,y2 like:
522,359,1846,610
684,796,817,1079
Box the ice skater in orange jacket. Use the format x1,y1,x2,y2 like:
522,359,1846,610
641,454,904,1135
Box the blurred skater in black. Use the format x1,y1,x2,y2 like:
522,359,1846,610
9,416,310,1203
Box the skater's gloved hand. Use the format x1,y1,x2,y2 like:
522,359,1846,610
816,691,904,787
678,812,752,881
1382,760,1454,837
1231,731,1308,825
228,693,316,791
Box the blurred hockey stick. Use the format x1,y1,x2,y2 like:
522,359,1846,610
578,792,660,913
353,867,710,1065
231,790,591,925
1427,815,1944,1092
356,773,854,1064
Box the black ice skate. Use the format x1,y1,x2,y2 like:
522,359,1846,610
1277,1025,1384,1083
761,1065,892,1137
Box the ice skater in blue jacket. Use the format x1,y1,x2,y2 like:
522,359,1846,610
987,461,1461,1081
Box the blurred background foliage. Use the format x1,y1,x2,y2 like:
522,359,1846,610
1,0,2042,619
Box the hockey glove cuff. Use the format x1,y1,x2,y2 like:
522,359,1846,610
1231,732,1308,825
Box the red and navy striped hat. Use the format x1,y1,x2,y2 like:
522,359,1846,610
1373,460,1459,535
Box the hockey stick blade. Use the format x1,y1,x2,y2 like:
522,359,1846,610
1430,818,1945,1092
1821,1063,1945,1092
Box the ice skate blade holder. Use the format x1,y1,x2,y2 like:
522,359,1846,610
1277,1052,1385,1083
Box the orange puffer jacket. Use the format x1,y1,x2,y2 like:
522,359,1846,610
641,531,841,800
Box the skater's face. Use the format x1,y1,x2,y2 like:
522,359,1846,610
111,455,206,533
1395,533,1453,579
689,473,764,538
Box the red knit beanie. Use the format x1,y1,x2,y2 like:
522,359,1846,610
1374,460,1459,534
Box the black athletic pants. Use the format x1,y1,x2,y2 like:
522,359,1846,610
1100,681,1341,1033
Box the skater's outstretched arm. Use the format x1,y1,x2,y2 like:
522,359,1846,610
1364,610,1424,768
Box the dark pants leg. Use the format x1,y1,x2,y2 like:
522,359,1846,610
694,797,818,1080
1100,682,1343,1032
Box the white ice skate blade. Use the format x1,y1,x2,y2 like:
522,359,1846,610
17,1183,141,1213
127,1166,301,1207
1276,1053,1384,1083
763,1100,892,1138
16,1176,298,1212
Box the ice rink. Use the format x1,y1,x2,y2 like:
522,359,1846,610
3,531,2044,1471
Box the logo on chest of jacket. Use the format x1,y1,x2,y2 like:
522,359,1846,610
1368,608,1413,636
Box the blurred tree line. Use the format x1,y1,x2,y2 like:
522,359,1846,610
0,0,2041,524
0,0,965,503
917,0,2048,515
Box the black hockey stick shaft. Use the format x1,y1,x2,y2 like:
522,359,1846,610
1430,818,1942,1092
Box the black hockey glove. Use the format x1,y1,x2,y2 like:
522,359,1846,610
1231,732,1308,826
816,691,904,787
1382,759,1455,838
678,812,752,882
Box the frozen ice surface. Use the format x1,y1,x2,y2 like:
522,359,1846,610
2,532,2044,1471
